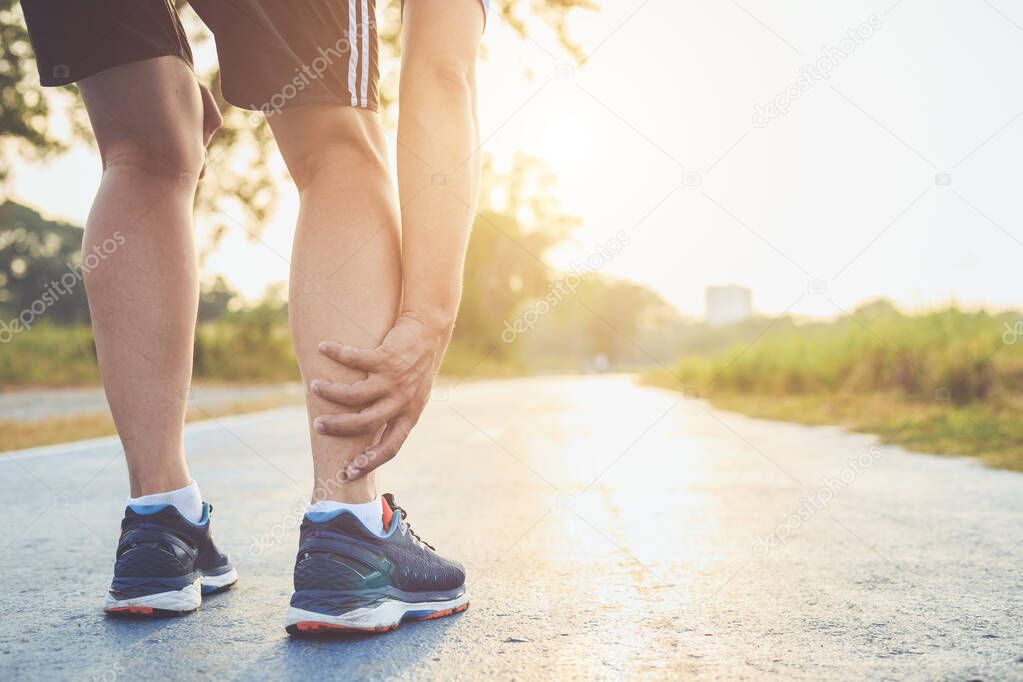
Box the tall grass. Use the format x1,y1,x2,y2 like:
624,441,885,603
0,323,101,386
669,305,1022,405
192,310,298,382
1,315,301,387
1,315,526,388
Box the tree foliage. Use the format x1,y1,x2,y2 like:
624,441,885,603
0,200,88,324
0,0,596,247
0,0,68,180
451,152,579,362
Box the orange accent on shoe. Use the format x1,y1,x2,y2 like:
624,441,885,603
416,601,469,621
416,608,453,620
381,497,394,533
107,606,154,615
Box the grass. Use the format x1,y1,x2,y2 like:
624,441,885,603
1,320,526,388
0,318,301,387
0,324,102,386
0,393,306,453
643,303,1023,471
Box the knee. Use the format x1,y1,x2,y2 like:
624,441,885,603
287,128,388,191
398,60,474,134
99,132,205,185
404,60,473,95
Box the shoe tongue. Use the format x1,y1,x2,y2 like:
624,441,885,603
381,494,395,533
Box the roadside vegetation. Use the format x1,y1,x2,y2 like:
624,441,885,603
0,394,305,452
644,301,1023,471
1,154,679,389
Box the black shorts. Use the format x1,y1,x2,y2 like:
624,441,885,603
21,0,384,112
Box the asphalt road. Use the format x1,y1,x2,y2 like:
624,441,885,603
0,376,1020,680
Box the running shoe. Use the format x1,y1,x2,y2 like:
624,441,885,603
103,501,237,617
285,493,468,635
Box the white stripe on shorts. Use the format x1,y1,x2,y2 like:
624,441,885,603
360,0,370,107
347,0,359,106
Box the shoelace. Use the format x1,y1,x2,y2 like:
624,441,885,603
389,501,435,551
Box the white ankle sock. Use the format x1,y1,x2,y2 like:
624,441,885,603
308,497,384,536
128,480,204,524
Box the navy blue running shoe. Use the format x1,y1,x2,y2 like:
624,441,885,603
285,493,468,635
104,501,237,616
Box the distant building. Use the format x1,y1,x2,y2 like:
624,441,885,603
705,285,752,326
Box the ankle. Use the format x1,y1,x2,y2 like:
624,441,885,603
131,471,192,498
312,471,378,504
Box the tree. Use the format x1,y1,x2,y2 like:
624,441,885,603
0,200,88,324
0,0,70,181
521,274,684,369
0,0,597,247
450,152,579,362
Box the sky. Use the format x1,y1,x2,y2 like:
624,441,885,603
10,0,1023,319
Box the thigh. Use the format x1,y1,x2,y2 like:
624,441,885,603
77,56,205,178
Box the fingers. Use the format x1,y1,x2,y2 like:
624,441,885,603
318,341,392,373
310,377,389,407
314,399,401,436
344,417,414,480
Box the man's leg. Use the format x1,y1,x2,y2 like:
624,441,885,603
269,115,470,629
293,0,484,479
78,56,205,499
76,56,237,616
266,106,401,508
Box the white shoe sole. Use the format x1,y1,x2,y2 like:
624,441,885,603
103,568,237,615
104,577,202,615
285,592,469,634
201,567,239,593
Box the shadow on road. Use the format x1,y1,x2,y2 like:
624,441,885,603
98,612,187,644
237,612,467,678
